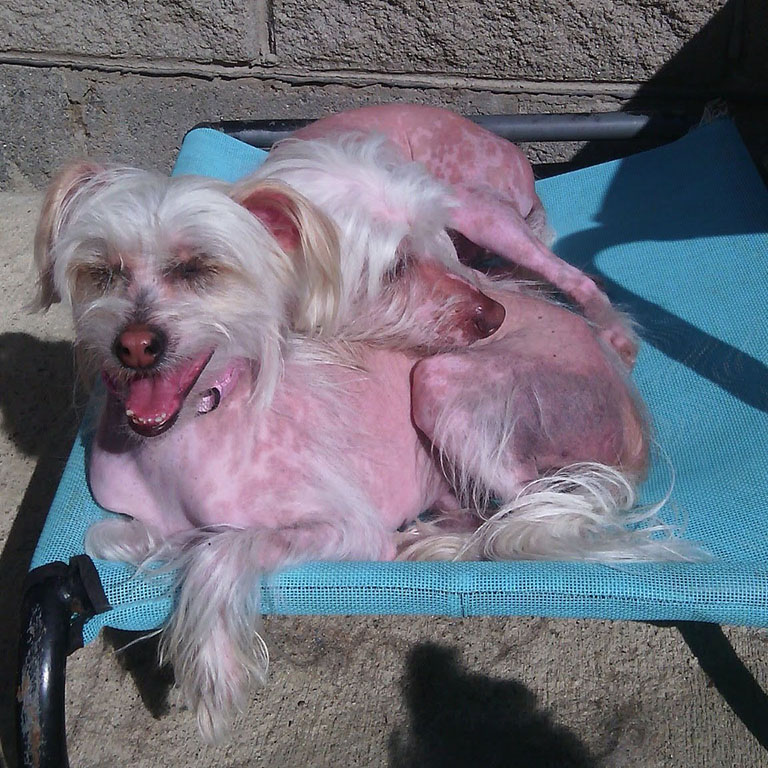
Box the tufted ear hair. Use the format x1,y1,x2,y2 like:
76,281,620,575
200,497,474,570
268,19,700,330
231,178,341,335
32,161,105,311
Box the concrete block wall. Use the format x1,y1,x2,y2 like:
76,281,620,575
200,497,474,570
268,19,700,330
0,0,764,188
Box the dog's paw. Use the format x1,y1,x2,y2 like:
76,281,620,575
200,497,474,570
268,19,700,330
85,517,161,564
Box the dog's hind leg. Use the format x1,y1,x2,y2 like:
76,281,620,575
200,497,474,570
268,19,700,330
448,183,637,368
411,351,538,507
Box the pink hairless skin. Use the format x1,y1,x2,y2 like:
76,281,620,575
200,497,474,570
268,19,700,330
411,285,648,503
295,104,637,367
88,283,647,554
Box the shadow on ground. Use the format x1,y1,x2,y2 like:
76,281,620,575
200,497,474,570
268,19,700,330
102,629,176,719
388,643,594,768
0,332,82,766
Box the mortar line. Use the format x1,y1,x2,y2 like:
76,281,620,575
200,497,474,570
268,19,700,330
0,50,711,99
255,0,277,61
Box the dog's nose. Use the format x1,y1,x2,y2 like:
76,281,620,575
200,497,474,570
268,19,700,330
113,325,167,369
473,295,506,338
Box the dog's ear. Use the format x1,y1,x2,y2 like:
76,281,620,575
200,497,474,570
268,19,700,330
33,161,105,310
232,180,341,334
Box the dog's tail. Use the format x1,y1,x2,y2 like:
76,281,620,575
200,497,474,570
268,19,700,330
397,462,705,563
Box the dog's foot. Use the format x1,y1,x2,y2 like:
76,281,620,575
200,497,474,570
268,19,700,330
85,517,162,564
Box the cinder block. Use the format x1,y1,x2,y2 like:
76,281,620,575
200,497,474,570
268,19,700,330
0,0,263,62
740,0,768,84
0,64,635,188
274,0,728,84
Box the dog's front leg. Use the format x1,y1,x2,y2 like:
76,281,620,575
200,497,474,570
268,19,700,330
86,516,166,564
159,516,392,743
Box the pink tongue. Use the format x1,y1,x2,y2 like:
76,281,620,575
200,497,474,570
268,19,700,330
125,375,184,421
124,353,210,421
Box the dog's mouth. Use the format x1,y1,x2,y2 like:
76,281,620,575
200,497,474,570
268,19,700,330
104,351,213,437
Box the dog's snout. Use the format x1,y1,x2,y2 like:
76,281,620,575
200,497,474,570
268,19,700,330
113,324,167,370
473,295,506,338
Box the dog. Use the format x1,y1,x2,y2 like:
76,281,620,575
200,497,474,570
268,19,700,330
237,129,508,352
79,283,662,742
33,159,503,422
34,148,691,742
291,103,638,368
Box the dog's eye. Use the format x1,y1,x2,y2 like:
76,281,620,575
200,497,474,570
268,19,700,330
167,258,214,285
87,264,123,290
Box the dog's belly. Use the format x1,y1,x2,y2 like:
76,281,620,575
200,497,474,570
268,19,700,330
89,349,447,545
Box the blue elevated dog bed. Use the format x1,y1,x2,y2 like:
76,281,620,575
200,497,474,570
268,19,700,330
16,116,768,766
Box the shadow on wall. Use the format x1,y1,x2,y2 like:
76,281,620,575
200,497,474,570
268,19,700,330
388,643,595,768
561,0,767,173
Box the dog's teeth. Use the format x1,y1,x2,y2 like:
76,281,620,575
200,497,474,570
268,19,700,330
127,412,169,426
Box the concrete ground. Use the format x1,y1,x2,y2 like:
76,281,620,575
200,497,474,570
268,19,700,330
1,190,768,768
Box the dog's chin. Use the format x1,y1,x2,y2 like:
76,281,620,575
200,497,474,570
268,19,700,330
103,350,214,438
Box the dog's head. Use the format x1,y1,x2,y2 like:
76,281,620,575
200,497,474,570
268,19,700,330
34,162,341,436
254,133,506,350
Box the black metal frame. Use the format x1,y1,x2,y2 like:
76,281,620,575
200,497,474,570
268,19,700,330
14,110,767,767
16,556,109,768
192,110,696,150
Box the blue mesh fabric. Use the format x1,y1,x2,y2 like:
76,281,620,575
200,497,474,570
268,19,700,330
29,119,768,644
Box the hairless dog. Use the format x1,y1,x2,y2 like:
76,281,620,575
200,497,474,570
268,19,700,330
295,104,637,367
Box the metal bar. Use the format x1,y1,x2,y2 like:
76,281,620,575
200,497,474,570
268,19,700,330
16,563,72,768
192,111,697,149
471,112,695,141
15,557,111,768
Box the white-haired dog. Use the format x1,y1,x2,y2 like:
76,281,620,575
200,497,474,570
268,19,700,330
34,138,693,743
78,282,666,743
34,156,503,428
238,129,507,351
33,163,343,415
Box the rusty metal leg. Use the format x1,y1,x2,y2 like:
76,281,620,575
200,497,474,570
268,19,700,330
16,557,110,768
17,563,71,768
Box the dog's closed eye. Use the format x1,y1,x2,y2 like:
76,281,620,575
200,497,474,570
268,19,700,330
72,262,128,299
166,256,217,287
89,264,122,288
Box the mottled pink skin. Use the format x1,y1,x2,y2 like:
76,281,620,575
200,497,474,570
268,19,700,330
411,286,648,497
296,104,637,367
296,104,539,219
89,347,452,560
89,285,646,565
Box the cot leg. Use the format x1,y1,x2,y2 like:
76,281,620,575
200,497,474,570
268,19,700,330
16,557,110,768
676,622,768,751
